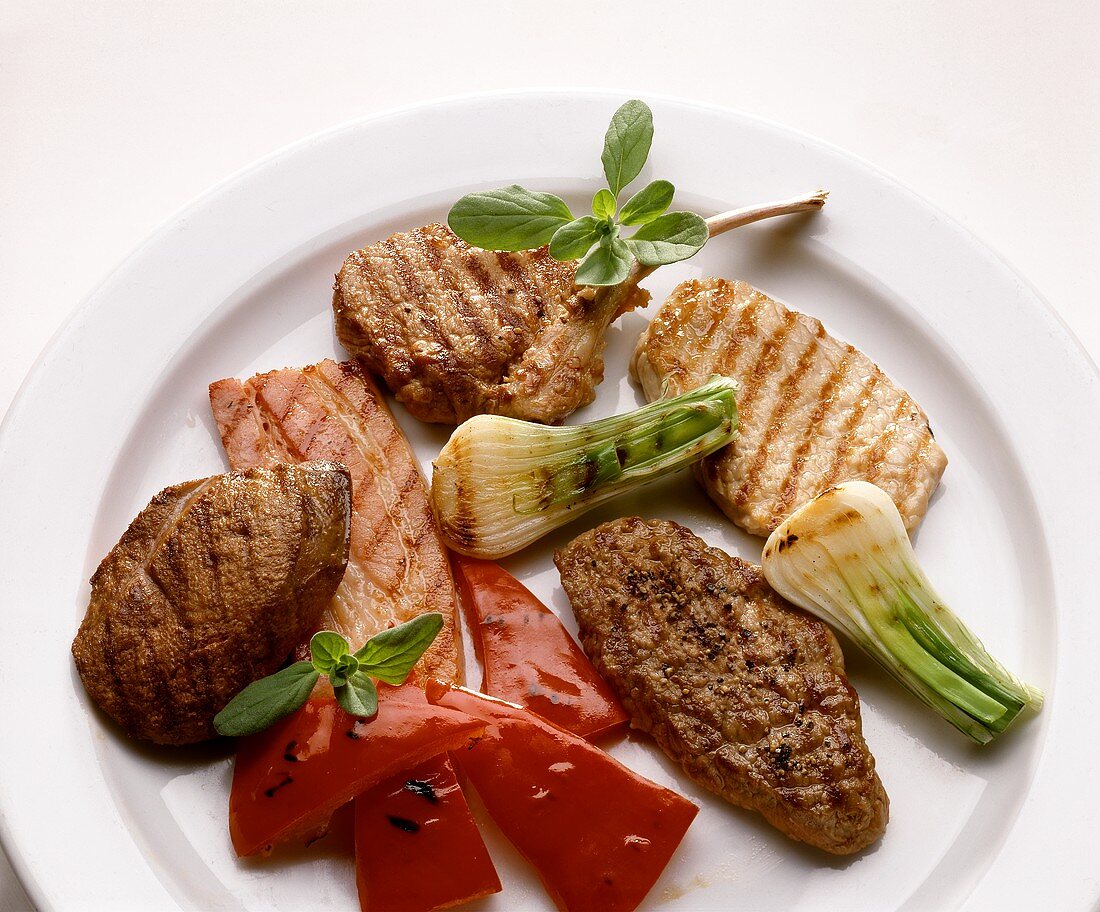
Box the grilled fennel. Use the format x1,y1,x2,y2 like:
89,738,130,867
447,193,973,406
432,377,739,558
761,481,1042,743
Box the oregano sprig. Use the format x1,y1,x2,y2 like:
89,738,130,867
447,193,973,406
447,100,708,286
213,612,444,737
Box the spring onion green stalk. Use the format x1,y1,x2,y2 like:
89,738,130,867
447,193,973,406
432,377,739,558
761,481,1042,743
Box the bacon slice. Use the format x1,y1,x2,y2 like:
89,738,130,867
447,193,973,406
209,358,460,681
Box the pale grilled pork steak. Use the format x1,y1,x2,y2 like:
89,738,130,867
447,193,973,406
333,223,649,425
632,279,947,536
73,462,351,745
556,517,888,855
209,359,461,682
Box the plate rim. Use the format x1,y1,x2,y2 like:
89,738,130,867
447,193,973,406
2,89,1097,911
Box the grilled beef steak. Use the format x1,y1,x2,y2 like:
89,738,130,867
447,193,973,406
72,462,351,745
632,278,947,535
555,517,888,855
332,224,648,425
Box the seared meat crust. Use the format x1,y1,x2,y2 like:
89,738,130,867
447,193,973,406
556,517,888,855
333,223,648,425
632,278,946,535
72,462,351,745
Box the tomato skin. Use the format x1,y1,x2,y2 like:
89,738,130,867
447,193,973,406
427,682,697,912
354,754,501,912
229,684,484,857
453,556,628,740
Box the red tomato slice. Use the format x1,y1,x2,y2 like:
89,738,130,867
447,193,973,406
230,684,484,857
453,555,628,740
427,682,697,912
354,754,502,912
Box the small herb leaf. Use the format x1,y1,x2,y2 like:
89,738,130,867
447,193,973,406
549,217,603,261
601,100,654,197
619,180,675,226
575,236,633,286
448,186,574,251
591,189,616,220
355,613,444,685
335,671,379,718
214,662,319,737
310,631,349,674
329,652,360,688
624,212,709,266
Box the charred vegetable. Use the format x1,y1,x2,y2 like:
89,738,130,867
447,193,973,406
761,481,1043,743
432,377,739,558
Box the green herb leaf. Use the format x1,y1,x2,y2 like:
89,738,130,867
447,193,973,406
355,613,444,685
329,652,360,688
619,180,674,226
591,189,616,220
213,661,319,737
335,671,379,718
575,236,633,286
624,212,708,266
448,185,574,251
549,216,604,261
309,631,348,674
601,100,654,197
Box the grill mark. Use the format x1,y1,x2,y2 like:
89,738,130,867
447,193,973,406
733,324,826,509
304,367,449,626
351,261,418,380
901,423,936,499
411,228,496,365
495,251,546,323
734,308,799,427
773,350,855,518
459,252,528,339
252,387,311,464
381,238,462,415
863,396,913,485
823,371,883,486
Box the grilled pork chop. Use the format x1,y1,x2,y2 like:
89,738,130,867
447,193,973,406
633,278,947,535
556,517,888,855
209,359,460,681
73,462,351,745
333,223,649,425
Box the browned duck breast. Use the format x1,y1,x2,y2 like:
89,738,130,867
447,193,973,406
73,462,351,745
556,517,888,855
632,278,947,536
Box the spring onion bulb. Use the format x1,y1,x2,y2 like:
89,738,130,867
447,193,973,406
432,376,739,558
761,481,1042,743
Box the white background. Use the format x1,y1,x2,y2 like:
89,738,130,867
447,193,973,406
2,3,1097,908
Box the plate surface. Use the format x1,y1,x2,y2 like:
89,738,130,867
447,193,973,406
1,92,1098,912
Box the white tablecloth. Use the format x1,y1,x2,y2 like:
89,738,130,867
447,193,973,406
2,2,1097,908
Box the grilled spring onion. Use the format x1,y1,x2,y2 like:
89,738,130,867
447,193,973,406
432,377,739,559
761,481,1042,743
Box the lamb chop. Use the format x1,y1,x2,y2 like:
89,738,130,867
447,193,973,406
332,192,827,425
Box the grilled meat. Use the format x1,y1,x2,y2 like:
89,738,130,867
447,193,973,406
556,517,888,855
332,223,649,425
72,462,351,745
632,278,947,536
209,358,460,681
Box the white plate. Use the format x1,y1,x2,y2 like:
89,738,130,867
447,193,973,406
1,92,1097,912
